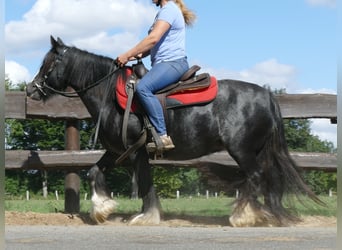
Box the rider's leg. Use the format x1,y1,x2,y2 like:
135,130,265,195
136,57,188,148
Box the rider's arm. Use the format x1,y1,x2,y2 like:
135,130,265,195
116,20,170,66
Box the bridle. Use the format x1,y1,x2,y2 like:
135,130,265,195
32,48,67,96
32,47,120,98
31,46,124,150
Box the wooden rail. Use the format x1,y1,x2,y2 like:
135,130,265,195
5,92,337,122
4,150,337,172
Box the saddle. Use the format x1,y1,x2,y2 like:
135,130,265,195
115,60,218,164
116,61,218,112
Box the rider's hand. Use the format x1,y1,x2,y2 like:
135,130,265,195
116,54,129,67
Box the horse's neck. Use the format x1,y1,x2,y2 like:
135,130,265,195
68,51,113,91
67,52,114,118
78,86,114,122
70,64,114,120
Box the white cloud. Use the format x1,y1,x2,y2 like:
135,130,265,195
5,60,31,85
5,0,155,55
71,32,140,56
200,58,298,91
305,0,336,8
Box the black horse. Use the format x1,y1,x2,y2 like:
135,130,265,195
26,36,322,227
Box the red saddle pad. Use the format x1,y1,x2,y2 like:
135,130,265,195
116,68,218,112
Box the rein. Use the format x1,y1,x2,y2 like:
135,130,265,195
41,63,120,98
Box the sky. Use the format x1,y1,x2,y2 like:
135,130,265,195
4,0,337,146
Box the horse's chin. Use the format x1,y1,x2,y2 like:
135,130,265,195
26,88,47,101
28,93,43,101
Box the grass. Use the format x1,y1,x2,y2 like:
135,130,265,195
5,195,337,218
288,195,337,217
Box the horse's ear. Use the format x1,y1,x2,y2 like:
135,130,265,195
57,37,65,46
50,36,65,49
50,35,58,48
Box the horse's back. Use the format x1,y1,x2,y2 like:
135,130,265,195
217,79,274,104
215,79,277,119
166,79,279,160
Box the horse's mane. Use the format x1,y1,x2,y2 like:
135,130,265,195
66,46,115,83
61,45,127,99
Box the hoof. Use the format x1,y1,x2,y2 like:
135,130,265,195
90,192,118,224
229,202,279,227
128,208,160,225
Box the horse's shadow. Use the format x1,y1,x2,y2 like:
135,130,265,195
74,212,231,227
162,213,231,227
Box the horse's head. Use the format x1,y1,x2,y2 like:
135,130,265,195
26,36,69,101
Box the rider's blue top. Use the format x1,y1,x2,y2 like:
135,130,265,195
149,1,186,66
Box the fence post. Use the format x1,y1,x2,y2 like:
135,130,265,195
41,170,48,198
64,119,80,213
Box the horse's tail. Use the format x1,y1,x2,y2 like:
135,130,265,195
261,92,324,219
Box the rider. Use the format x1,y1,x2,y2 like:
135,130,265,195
116,0,196,151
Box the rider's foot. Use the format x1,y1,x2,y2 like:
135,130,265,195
160,135,175,150
147,135,175,151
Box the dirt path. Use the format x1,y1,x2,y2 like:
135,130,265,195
5,211,337,227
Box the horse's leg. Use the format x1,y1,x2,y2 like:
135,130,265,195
129,148,161,225
87,151,118,223
229,154,278,227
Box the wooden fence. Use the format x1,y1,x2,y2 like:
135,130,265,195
4,92,337,211
5,92,337,170
6,91,337,121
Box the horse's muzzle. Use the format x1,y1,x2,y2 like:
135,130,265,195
26,81,45,100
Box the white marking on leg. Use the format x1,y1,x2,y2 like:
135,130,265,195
90,190,117,224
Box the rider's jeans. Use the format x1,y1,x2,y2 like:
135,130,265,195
136,57,189,135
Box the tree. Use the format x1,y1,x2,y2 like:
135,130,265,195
283,118,336,194
284,119,334,153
